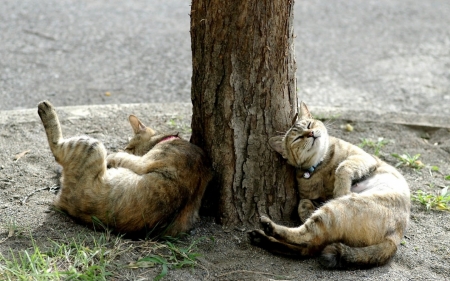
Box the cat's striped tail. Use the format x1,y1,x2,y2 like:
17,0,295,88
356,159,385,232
319,239,398,268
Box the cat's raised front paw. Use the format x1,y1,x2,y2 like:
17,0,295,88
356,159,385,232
106,153,120,168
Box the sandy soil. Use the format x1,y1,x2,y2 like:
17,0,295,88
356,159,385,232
0,105,449,280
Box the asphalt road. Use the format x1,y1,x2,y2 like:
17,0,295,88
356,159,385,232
1,0,449,116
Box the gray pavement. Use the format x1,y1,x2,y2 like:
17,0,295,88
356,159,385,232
1,0,449,116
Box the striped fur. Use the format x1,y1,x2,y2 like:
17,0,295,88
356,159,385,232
38,101,212,238
250,101,410,268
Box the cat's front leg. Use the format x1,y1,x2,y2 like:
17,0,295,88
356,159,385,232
106,152,140,170
107,152,164,175
333,155,377,198
333,170,353,198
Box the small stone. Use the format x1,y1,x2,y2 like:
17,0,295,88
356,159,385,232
345,123,354,132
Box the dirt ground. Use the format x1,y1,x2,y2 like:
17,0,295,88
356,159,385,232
0,104,449,280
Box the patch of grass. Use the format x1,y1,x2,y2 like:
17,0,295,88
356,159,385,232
411,186,450,211
445,175,450,181
0,233,131,281
166,117,192,134
128,236,210,281
391,153,440,173
167,118,177,128
0,219,21,244
6,219,19,238
359,137,389,156
312,112,341,121
429,165,440,173
0,233,209,281
391,153,425,169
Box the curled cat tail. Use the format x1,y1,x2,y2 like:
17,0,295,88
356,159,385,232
319,239,398,269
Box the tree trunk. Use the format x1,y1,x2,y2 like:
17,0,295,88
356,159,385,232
190,0,298,227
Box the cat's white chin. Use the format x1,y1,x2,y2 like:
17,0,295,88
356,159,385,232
309,136,328,164
308,136,321,151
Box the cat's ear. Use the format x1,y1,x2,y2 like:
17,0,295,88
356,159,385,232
269,136,286,158
129,115,154,135
299,101,313,120
291,112,299,125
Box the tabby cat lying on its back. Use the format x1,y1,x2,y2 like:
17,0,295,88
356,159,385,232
38,101,212,238
249,101,410,268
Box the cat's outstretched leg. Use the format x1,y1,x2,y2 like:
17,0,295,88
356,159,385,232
38,100,107,179
248,229,311,256
107,152,166,174
38,101,63,155
250,215,327,256
334,155,377,197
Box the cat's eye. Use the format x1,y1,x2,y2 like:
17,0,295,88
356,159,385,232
307,122,312,129
293,135,304,143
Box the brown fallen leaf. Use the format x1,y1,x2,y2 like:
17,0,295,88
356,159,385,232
14,149,31,161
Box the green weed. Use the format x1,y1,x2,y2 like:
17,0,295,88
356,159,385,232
411,186,450,211
0,233,130,281
0,219,24,244
391,153,425,169
313,113,341,121
359,137,389,156
391,153,440,173
166,117,192,134
128,236,210,281
6,219,19,238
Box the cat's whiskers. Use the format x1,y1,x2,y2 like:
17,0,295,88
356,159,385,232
323,120,338,132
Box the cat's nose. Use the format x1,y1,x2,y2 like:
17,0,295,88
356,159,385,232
308,131,314,138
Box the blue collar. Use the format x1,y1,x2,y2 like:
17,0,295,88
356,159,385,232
302,161,322,179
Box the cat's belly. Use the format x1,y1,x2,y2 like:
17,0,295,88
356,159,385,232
351,173,401,194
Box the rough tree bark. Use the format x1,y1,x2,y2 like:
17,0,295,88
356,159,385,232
190,0,298,227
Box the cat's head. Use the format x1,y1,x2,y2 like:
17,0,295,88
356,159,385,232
124,115,177,156
269,101,329,169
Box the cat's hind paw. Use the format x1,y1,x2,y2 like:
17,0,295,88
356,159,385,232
260,216,276,237
248,229,270,246
37,100,57,121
